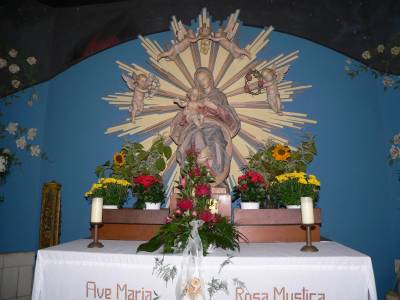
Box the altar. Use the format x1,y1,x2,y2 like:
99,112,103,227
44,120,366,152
32,239,377,300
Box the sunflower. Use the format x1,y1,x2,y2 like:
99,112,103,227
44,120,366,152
113,151,125,167
271,144,291,161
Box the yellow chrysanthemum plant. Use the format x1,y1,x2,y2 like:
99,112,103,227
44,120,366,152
269,172,320,207
85,177,131,207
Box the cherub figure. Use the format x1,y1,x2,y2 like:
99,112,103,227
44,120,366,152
210,27,251,59
157,26,199,61
261,65,289,115
174,88,206,128
121,71,159,123
174,88,218,167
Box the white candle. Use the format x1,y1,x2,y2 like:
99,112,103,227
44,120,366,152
300,197,314,224
91,197,103,223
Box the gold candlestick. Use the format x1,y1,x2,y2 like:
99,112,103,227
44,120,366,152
88,222,104,248
300,224,318,252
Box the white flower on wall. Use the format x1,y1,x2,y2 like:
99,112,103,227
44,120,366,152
26,56,37,65
11,80,21,89
391,46,400,56
30,145,41,157
361,50,371,60
27,128,37,140
8,49,18,58
383,76,394,87
390,145,400,160
16,136,27,150
5,122,18,135
393,133,400,145
0,156,8,173
8,64,20,74
0,58,7,69
377,44,385,53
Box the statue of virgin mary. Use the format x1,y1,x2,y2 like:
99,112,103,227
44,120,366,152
170,67,241,187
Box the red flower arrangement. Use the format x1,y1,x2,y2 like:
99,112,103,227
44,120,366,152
234,170,269,205
138,150,244,255
132,174,164,209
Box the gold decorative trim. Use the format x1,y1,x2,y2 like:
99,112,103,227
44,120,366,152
39,181,61,249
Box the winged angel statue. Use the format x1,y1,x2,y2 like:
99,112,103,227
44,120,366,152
103,8,316,192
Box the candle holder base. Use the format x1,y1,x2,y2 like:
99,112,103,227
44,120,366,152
87,241,104,248
88,222,104,248
300,244,318,252
300,224,319,252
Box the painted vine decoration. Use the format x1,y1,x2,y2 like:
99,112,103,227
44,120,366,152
389,132,400,181
345,37,400,91
0,46,47,203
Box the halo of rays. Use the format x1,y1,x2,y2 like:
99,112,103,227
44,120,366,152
103,8,317,195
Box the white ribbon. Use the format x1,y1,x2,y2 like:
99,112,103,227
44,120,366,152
175,220,206,300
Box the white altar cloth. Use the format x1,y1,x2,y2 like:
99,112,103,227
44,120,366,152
32,239,377,300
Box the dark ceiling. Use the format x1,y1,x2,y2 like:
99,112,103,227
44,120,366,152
1,0,399,97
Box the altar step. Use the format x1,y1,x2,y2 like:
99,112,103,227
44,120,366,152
94,189,321,243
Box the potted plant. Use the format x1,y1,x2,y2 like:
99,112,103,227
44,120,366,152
132,174,164,209
269,172,320,208
95,137,172,182
234,170,268,209
85,177,130,208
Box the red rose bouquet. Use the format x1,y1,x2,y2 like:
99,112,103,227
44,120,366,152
234,170,269,206
132,174,164,209
138,150,244,255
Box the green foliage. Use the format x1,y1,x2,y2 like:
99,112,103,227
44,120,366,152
95,136,171,180
137,211,243,255
132,178,164,209
247,134,317,182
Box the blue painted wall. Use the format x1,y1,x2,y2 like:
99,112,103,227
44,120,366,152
1,27,399,297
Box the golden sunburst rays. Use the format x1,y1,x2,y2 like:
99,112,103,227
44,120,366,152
103,8,317,191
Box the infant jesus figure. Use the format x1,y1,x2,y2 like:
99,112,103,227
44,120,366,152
174,88,218,128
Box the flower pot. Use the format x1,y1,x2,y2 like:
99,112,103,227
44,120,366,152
145,202,161,210
103,205,118,209
241,202,260,209
286,205,301,209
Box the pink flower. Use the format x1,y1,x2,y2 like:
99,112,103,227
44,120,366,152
192,211,198,217
180,177,187,188
175,209,182,216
